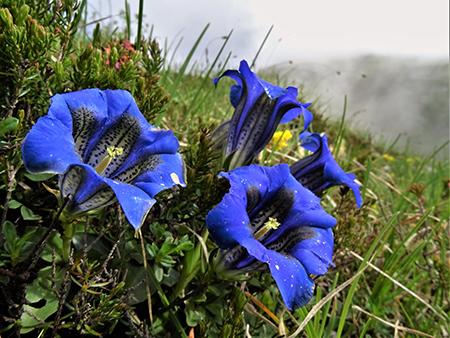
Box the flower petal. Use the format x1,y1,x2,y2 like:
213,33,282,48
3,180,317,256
210,119,231,154
206,164,284,249
291,133,362,208
278,88,312,129
206,175,250,249
108,122,182,181
240,237,315,310
324,164,362,208
207,164,291,249
261,171,336,248
52,88,109,161
213,69,243,88
290,227,334,276
132,153,187,197
235,224,316,270
265,250,315,310
22,116,82,174
224,164,289,206
60,164,116,216
213,68,245,108
60,164,156,229
297,131,318,152
257,78,288,99
104,177,156,230
230,84,243,108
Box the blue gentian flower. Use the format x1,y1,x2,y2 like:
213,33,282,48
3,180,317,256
212,60,313,169
206,164,337,310
290,132,362,208
22,89,186,229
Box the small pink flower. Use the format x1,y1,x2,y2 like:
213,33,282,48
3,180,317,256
106,60,120,69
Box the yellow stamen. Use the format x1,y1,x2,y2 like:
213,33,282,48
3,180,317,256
95,147,123,176
254,217,280,240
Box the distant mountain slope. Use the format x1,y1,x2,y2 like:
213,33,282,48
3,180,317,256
266,55,449,155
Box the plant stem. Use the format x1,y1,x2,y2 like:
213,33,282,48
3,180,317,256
62,222,75,262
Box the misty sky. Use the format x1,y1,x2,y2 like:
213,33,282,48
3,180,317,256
88,0,449,155
89,0,448,68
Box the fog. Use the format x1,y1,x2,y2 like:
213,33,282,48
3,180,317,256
266,56,449,155
86,0,449,156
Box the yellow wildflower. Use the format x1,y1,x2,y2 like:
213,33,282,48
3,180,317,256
382,154,394,162
406,158,414,163
270,130,293,151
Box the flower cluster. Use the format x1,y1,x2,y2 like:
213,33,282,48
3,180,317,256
270,130,293,151
206,60,362,310
21,60,361,312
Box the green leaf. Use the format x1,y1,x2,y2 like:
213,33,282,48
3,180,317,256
154,265,164,282
0,118,18,137
175,241,194,252
159,242,177,256
21,300,59,334
84,324,102,336
25,267,55,302
8,199,22,209
17,228,38,246
0,275,10,285
124,263,156,305
20,266,63,333
18,241,35,262
23,172,55,182
20,206,42,221
185,302,206,327
2,221,17,244
161,268,180,287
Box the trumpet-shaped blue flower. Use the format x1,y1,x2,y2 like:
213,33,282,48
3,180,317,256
290,132,362,208
212,60,313,169
206,164,336,310
22,89,186,229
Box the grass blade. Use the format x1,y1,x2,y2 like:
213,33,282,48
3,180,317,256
333,95,347,158
135,0,144,50
250,25,273,69
335,212,398,338
156,24,210,125
182,29,233,125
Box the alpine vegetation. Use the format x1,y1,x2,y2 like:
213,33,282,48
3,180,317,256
1,1,447,336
